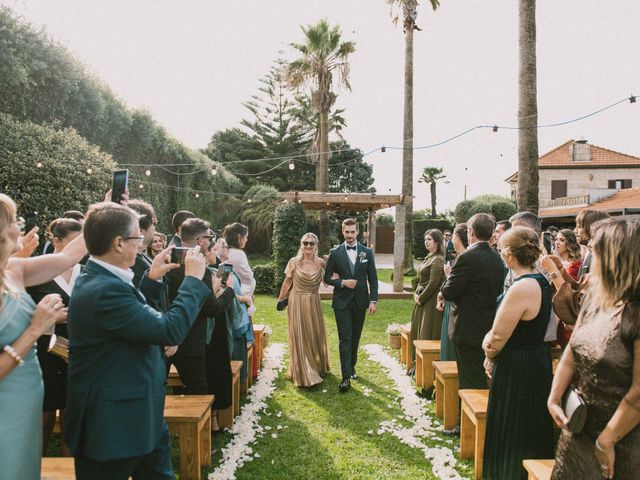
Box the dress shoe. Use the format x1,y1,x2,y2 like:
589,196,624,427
350,369,358,380
443,426,460,437
339,378,351,393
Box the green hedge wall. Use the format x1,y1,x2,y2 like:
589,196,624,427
0,113,116,230
272,203,309,288
412,218,454,259
253,262,278,295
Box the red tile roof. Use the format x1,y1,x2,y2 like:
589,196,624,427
540,188,640,218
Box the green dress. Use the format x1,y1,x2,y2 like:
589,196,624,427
482,274,554,480
0,291,41,480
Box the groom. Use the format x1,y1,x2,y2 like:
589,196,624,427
324,218,379,393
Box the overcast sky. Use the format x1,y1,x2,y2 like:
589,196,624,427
3,0,639,212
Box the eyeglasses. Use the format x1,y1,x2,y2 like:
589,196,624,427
302,241,316,246
125,236,145,245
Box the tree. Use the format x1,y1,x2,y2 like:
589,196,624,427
240,184,283,255
387,0,440,291
328,141,375,193
418,166,446,218
517,0,539,213
287,18,356,252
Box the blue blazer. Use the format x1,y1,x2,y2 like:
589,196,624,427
324,243,379,310
63,260,211,461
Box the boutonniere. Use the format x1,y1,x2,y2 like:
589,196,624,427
358,251,367,262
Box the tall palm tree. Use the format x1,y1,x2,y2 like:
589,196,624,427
518,0,539,213
418,166,446,218
387,0,440,291
288,19,355,251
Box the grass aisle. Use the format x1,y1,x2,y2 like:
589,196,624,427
207,295,473,480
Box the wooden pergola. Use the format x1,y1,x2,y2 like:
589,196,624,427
281,191,404,252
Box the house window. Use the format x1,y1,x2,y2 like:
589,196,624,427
551,180,567,200
608,179,632,189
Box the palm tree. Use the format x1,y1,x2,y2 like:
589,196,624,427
288,19,355,251
517,0,539,213
418,166,446,218
387,0,440,291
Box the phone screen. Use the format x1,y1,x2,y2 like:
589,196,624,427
171,247,189,265
111,169,129,204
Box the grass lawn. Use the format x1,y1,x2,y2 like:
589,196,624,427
202,295,473,480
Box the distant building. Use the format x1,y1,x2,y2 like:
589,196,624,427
505,139,640,224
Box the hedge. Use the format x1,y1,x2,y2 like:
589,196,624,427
253,262,278,295
272,203,309,287
412,218,454,259
0,113,116,231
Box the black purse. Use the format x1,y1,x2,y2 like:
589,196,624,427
561,384,587,433
276,298,289,311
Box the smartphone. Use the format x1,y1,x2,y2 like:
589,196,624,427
542,232,552,255
111,169,129,204
171,247,190,265
218,263,233,284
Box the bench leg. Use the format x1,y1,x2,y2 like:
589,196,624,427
233,377,240,417
443,378,460,429
474,418,486,480
400,336,407,365
424,353,438,386
459,409,475,459
200,412,212,466
178,423,201,480
415,353,423,388
435,378,444,418
219,407,233,430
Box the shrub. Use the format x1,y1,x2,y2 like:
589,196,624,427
0,113,116,231
412,218,454,259
454,199,477,223
253,262,278,295
469,202,493,217
272,202,308,287
490,200,517,221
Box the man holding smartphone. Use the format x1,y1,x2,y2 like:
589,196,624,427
165,218,236,394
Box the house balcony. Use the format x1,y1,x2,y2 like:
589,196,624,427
539,188,618,211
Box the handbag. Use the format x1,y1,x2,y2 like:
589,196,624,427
276,298,288,311
561,384,587,433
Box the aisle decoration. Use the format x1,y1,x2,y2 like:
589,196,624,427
209,343,286,480
363,344,465,480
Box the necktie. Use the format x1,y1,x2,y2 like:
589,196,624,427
346,245,356,251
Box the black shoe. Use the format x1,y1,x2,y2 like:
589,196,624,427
442,426,460,437
339,378,351,393
416,386,435,399
350,369,358,380
407,367,415,376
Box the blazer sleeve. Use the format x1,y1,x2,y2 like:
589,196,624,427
96,276,211,345
418,255,444,305
441,253,472,302
367,249,379,302
324,251,342,288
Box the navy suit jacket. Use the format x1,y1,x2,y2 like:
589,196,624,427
64,260,211,461
324,243,379,310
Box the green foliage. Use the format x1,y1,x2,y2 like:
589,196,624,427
0,113,116,230
453,195,517,223
474,194,516,206
272,203,309,286
454,200,477,224
412,218,454,259
490,201,517,221
469,202,492,217
253,262,278,295
328,141,375,193
0,9,240,231
376,213,394,225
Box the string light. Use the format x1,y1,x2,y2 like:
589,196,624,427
492,125,498,133
195,193,200,198
631,95,637,104
139,184,144,189
145,169,151,176
86,167,92,174
211,167,218,175
288,161,295,170
247,198,252,203
36,162,43,168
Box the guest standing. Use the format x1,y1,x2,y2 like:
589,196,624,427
554,229,582,281
548,217,640,480
482,227,554,479
27,218,83,456
410,229,445,367
438,223,468,362
0,194,85,480
441,213,504,390
278,233,330,387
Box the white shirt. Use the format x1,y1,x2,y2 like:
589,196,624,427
345,242,358,265
89,256,135,287
53,264,82,296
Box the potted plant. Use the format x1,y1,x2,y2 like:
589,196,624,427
386,323,403,349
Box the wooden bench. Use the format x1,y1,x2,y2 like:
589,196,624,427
400,324,411,369
413,340,440,390
433,361,459,429
219,360,243,429
523,459,555,480
252,324,266,380
242,343,254,394
164,394,214,480
167,364,184,388
459,389,489,480
41,457,132,479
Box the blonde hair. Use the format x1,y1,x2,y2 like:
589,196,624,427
295,232,320,263
589,218,640,309
498,226,541,269
0,194,18,311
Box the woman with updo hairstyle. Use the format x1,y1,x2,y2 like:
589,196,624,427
28,218,83,455
481,226,554,479
548,218,640,480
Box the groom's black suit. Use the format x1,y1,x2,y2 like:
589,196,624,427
324,242,379,381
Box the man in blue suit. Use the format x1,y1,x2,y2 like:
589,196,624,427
64,202,212,480
324,218,379,393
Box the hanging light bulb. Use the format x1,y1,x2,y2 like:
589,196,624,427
36,162,43,168
87,167,93,174
344,195,348,201
247,198,252,203
139,184,144,189
145,169,151,176
211,167,218,176
288,161,295,170
195,193,200,198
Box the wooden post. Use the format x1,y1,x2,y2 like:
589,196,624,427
367,209,377,253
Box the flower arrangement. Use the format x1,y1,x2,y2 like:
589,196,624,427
386,323,403,336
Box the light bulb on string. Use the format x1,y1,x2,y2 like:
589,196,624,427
87,167,93,174
145,169,151,176
195,193,200,198
247,198,252,203
139,184,144,189
36,162,43,168
211,167,218,176
288,161,295,170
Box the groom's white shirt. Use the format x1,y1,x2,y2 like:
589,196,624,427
344,241,357,265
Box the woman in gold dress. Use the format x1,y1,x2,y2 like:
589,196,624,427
278,233,330,387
